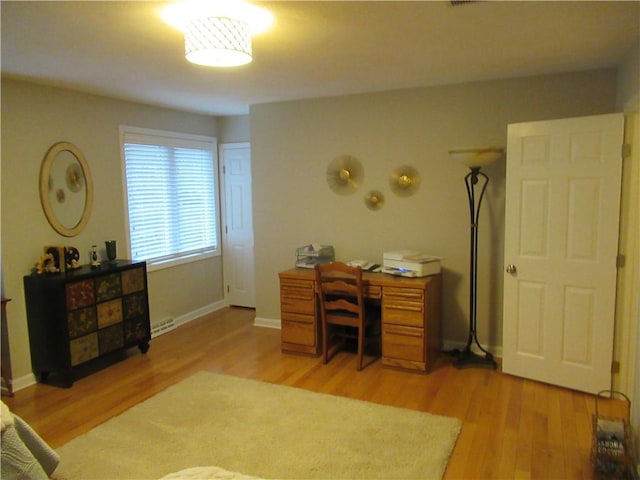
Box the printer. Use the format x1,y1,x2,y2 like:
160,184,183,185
382,250,441,277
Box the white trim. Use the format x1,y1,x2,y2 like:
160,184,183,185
118,125,221,270
119,125,217,145
173,300,227,328
218,142,255,308
218,142,251,306
5,372,37,393
254,317,281,329
441,339,503,359
146,250,220,273
9,301,229,392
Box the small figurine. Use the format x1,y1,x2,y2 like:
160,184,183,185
35,253,58,275
90,245,101,269
65,246,81,270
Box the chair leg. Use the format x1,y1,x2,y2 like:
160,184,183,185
322,321,329,364
357,327,364,371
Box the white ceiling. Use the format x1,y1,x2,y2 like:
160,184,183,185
2,1,639,116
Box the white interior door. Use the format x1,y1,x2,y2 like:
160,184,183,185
502,113,624,394
220,143,255,308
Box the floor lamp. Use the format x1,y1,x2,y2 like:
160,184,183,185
449,147,504,369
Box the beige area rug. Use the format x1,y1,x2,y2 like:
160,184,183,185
54,372,461,480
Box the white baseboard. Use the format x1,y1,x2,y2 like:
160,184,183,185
3,372,37,393
172,300,227,328
9,310,500,394
9,300,230,393
441,339,502,358
254,317,281,329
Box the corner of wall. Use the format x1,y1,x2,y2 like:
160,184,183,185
616,44,640,111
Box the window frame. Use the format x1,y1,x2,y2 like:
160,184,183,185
119,125,221,272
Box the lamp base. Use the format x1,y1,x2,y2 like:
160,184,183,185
452,349,497,370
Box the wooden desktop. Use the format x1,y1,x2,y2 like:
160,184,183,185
279,268,441,373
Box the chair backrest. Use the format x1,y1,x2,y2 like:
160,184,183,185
315,262,365,324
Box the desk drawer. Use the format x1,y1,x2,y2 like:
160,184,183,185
383,287,424,327
383,307,424,328
364,285,382,299
281,278,315,314
281,313,316,347
280,279,314,299
383,324,424,362
384,287,424,302
281,296,315,315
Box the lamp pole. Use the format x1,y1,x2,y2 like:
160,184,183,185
454,166,497,369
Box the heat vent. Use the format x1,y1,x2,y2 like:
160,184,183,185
450,0,478,5
151,317,176,338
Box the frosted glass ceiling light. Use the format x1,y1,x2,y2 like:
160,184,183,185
163,1,273,68
185,16,252,67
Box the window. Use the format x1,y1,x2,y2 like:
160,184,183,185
120,126,220,271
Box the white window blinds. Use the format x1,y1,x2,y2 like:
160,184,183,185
121,127,219,268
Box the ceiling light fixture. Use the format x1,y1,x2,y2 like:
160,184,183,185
162,0,273,68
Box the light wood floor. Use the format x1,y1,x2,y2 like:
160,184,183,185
4,307,609,479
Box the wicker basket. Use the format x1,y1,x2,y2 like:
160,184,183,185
591,390,638,480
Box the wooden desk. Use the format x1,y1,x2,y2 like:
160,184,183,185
279,268,441,373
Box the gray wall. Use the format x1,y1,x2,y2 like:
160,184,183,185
250,69,619,354
1,79,223,385
2,60,638,394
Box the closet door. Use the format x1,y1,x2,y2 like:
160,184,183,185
220,142,255,308
502,113,624,394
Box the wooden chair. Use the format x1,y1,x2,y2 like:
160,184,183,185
314,261,379,370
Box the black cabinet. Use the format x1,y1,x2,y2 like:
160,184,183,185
24,260,150,387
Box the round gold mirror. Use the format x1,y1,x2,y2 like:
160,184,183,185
39,142,93,237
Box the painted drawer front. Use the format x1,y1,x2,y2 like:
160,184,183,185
123,292,147,320
67,307,97,339
95,273,122,302
97,299,123,328
66,279,95,310
124,317,149,343
99,324,124,354
70,333,99,366
122,267,145,294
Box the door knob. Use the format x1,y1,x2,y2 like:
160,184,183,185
506,264,517,274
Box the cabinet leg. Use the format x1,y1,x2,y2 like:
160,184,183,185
138,341,150,354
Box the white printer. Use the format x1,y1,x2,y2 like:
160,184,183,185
382,250,441,277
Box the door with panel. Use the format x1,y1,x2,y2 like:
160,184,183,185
220,143,255,308
502,113,624,394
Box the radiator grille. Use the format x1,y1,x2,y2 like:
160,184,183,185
151,317,175,338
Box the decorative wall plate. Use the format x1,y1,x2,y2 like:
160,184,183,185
326,155,364,195
364,190,384,210
389,165,420,197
